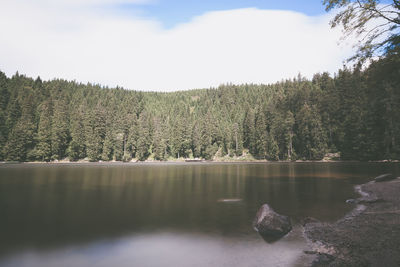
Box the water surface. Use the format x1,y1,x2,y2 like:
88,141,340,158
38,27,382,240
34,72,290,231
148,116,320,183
0,162,398,266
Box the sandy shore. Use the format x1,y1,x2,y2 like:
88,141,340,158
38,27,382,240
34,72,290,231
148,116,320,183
304,176,400,266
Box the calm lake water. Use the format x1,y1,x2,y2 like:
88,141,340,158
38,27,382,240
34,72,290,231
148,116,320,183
0,162,399,267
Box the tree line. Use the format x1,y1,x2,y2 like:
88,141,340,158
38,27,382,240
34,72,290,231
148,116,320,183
0,53,399,162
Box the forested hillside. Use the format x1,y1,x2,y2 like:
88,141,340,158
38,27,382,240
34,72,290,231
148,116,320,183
0,54,399,162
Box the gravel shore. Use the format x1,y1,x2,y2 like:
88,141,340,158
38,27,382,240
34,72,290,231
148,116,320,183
304,176,400,267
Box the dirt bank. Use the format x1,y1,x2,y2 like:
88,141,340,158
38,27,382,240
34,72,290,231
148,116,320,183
304,176,400,266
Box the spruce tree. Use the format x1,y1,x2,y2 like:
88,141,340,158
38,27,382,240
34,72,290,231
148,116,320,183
34,102,52,161
68,106,86,161
51,99,70,160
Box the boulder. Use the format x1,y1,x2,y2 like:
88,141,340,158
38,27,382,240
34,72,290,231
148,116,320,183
253,204,292,242
374,174,395,182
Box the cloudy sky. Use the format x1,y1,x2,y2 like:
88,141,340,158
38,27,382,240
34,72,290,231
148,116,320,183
0,0,357,91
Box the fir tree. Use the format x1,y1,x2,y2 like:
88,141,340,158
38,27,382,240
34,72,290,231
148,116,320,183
34,102,52,161
51,99,70,160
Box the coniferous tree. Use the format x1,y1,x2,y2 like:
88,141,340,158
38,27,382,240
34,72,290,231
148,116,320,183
136,112,151,161
0,52,399,162
253,108,268,159
85,104,106,161
0,72,9,159
0,111,6,160
243,108,255,153
113,131,125,161
51,99,70,160
192,123,202,158
126,116,139,159
4,119,34,161
34,101,52,161
101,129,114,161
153,117,167,160
295,103,327,160
68,106,86,161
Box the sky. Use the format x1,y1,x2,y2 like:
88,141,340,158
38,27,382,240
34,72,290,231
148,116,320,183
0,0,357,91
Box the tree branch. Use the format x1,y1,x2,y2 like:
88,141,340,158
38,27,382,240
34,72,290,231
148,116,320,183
355,0,400,24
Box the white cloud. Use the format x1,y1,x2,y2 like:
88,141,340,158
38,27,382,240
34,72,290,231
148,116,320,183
0,1,355,91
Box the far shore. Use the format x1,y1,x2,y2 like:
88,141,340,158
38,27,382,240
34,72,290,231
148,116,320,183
1,159,399,165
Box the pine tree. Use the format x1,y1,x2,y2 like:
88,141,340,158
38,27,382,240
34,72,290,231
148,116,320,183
231,122,243,156
68,106,86,161
253,108,268,159
101,129,114,161
85,104,106,161
0,73,9,158
153,117,167,160
126,115,139,159
34,102,52,161
243,108,255,152
136,112,151,161
4,118,35,161
191,123,202,158
51,99,70,160
113,131,124,161
200,115,216,160
0,111,7,160
295,103,327,160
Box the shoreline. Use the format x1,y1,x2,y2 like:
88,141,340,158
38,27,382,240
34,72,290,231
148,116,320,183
1,159,399,165
304,176,400,266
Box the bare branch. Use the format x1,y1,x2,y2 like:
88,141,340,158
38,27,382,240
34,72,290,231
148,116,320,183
359,21,392,41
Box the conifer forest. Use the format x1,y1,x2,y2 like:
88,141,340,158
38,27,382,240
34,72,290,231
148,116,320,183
0,52,399,162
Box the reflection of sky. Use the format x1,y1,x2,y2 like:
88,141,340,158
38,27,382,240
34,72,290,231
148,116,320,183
0,230,310,267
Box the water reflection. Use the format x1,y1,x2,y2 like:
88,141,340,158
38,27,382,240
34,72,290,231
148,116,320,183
0,162,398,266
0,229,310,267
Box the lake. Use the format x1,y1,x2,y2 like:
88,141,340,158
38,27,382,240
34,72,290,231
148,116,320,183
0,162,399,267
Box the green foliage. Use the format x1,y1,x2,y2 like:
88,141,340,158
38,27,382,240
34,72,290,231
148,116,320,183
85,104,106,161
4,118,35,161
324,0,400,62
136,112,151,161
1,53,399,162
51,99,69,160
101,129,114,161
68,106,86,161
34,101,52,161
295,103,327,160
153,117,167,160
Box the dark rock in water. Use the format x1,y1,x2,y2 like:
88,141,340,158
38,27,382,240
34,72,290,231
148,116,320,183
302,217,320,226
304,250,318,255
374,174,395,182
346,199,357,204
311,253,335,267
253,204,292,242
346,196,382,205
217,198,242,203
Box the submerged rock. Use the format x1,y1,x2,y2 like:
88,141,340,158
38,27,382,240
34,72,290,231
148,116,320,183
217,198,242,203
253,204,292,242
311,253,336,267
302,217,320,226
374,173,395,182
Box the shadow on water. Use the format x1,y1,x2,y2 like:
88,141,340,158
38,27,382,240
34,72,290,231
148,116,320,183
0,162,398,266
